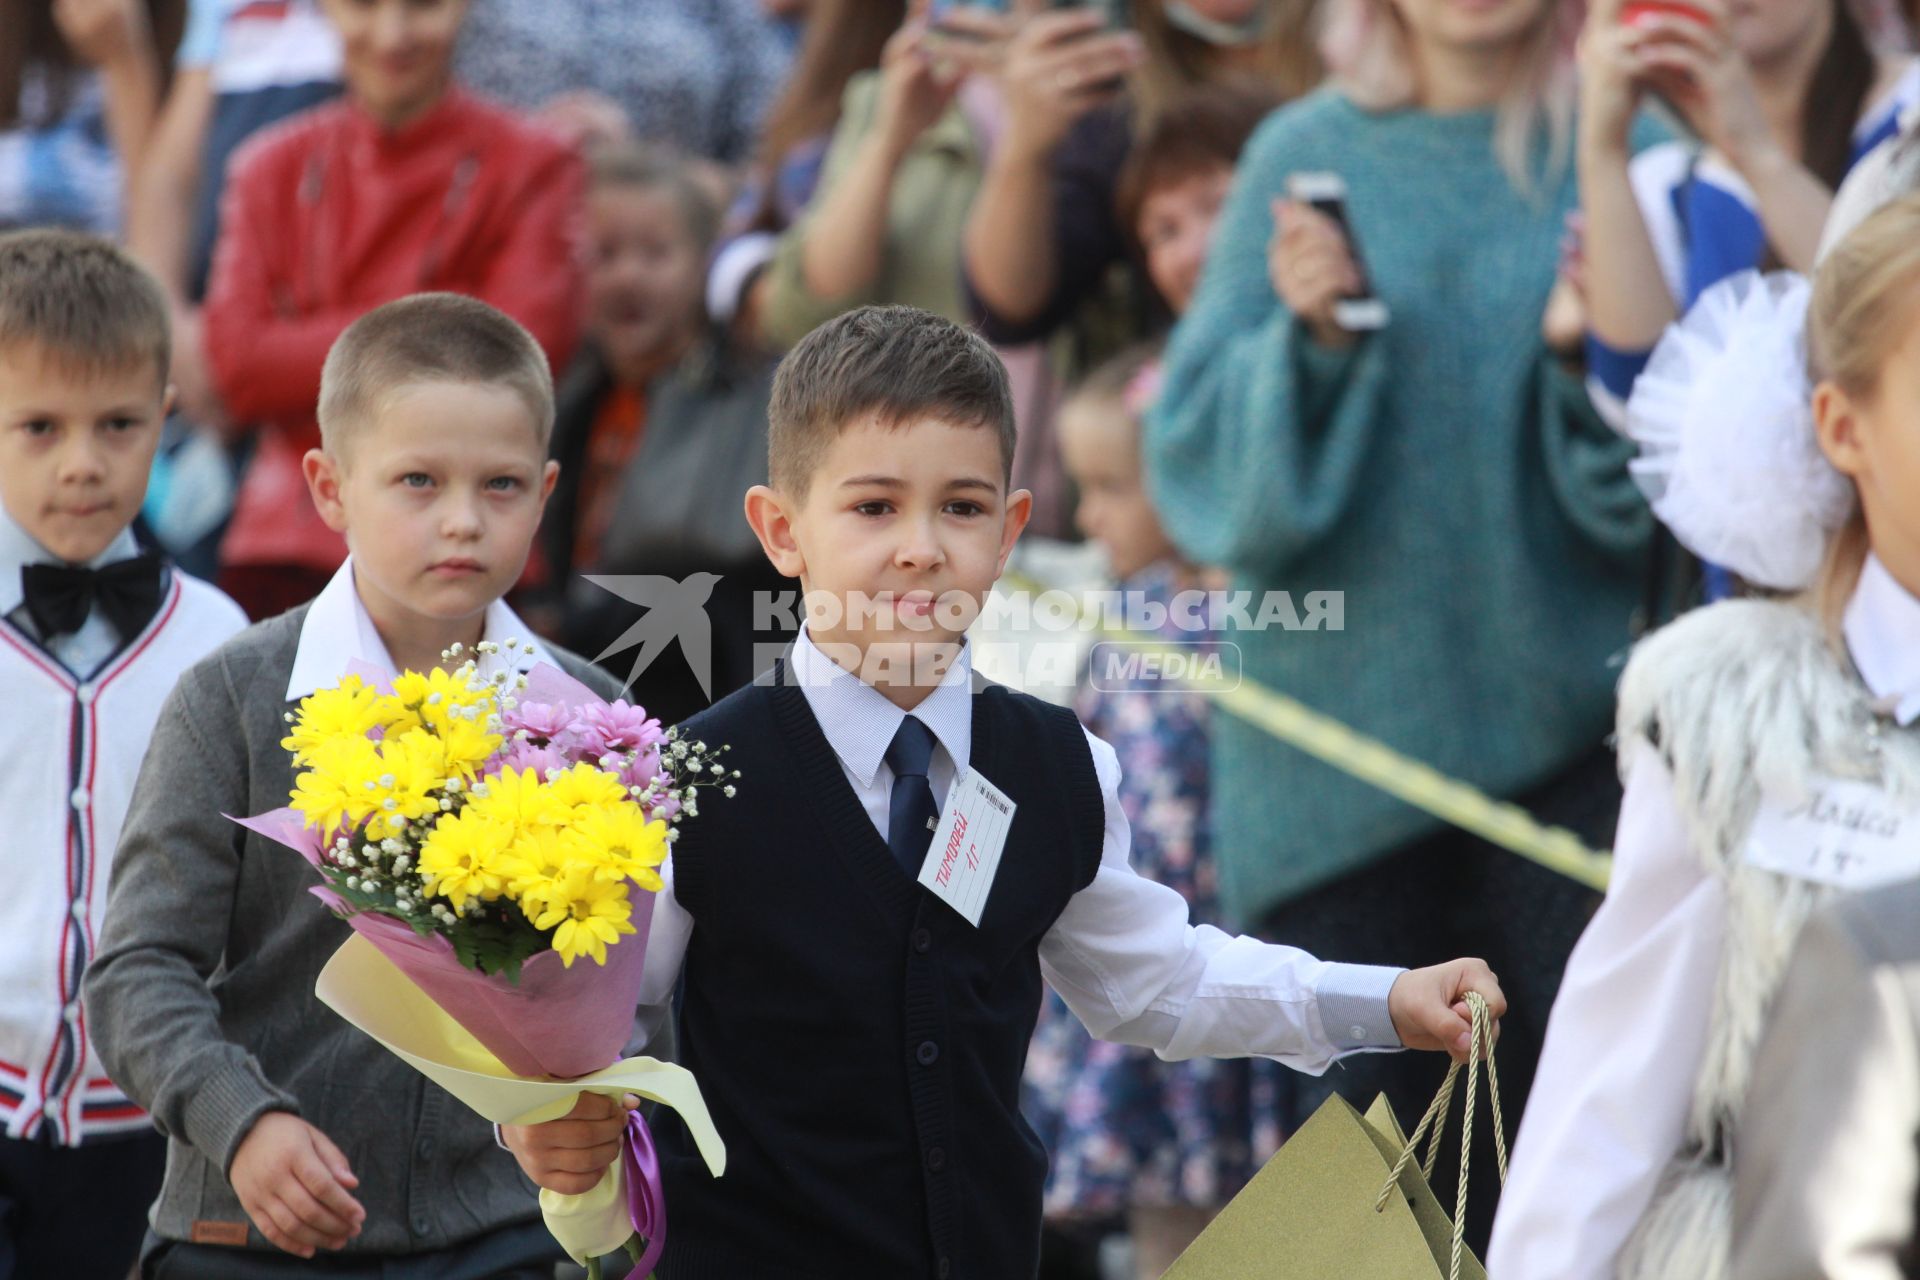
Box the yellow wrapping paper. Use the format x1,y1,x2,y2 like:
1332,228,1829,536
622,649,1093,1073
315,934,726,1264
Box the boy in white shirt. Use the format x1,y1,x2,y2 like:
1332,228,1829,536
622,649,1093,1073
0,229,246,1278
505,304,1508,1279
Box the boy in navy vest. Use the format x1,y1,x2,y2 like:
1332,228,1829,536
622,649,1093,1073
0,230,248,1277
506,305,1507,1278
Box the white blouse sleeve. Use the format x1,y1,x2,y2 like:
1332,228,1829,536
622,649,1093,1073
1487,748,1727,1280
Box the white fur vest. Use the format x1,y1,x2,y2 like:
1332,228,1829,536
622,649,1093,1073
1610,598,1920,1280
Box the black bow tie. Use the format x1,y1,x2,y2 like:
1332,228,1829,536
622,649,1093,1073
20,555,165,641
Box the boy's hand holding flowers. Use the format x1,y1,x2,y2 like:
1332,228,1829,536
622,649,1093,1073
503,1092,640,1196
1389,958,1506,1062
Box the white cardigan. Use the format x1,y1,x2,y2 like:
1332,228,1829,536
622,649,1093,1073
0,571,244,1145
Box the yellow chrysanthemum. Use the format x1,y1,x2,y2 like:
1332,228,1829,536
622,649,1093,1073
565,802,668,891
463,766,569,839
288,735,384,834
545,762,629,813
437,715,503,781
531,866,636,967
417,808,511,910
391,667,495,734
280,676,403,764
496,824,572,913
361,728,448,836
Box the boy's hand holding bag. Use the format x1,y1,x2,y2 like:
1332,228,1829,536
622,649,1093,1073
1164,992,1507,1280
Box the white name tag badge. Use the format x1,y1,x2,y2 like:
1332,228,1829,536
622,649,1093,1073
1743,777,1920,891
918,769,1017,927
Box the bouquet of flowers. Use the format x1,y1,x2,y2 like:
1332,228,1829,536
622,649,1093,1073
235,640,730,1277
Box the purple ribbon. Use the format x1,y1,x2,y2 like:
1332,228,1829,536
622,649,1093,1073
622,1107,666,1275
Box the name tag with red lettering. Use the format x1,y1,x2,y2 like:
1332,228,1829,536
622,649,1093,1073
918,769,1016,926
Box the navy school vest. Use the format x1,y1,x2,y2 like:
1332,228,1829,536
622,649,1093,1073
654,658,1106,1279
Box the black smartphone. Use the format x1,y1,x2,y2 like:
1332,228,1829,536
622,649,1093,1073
1285,171,1389,332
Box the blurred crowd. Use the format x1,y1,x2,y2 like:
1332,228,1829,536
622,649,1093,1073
6,0,1917,1276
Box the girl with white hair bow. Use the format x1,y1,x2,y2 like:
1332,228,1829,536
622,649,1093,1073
1572,0,1916,607
1489,118,1920,1280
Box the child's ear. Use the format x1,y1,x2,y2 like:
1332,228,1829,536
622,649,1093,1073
996,487,1033,576
1814,380,1870,480
538,459,560,506
303,448,350,533
744,484,806,579
161,383,178,420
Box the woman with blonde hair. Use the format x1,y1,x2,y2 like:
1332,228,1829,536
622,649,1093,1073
1491,127,1920,1280
1143,0,1661,1250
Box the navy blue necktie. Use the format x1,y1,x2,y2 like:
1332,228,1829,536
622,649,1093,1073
885,715,939,875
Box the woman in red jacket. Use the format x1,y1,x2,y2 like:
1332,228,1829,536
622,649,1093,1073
201,0,584,619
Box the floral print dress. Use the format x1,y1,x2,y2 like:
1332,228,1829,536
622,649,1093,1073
1023,561,1289,1217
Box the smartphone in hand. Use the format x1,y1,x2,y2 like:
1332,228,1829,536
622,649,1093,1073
1285,171,1389,332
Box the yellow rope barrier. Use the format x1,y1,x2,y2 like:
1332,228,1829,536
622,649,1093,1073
998,570,1614,892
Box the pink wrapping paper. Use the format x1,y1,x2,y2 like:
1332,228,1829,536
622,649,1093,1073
235,807,655,1080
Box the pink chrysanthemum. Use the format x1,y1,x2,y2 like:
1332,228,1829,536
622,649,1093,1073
503,700,574,748
620,745,668,794
494,742,570,780
578,701,664,757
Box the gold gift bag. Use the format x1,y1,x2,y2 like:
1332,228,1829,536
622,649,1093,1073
1164,992,1507,1280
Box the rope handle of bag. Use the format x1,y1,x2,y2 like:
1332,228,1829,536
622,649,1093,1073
1371,991,1509,1280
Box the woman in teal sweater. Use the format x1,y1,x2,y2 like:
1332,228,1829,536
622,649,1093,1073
1145,0,1657,1248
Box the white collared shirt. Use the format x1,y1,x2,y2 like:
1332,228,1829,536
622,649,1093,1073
285,557,559,699
0,505,144,677
1489,554,1920,1280
634,626,1405,1070
1845,553,1920,725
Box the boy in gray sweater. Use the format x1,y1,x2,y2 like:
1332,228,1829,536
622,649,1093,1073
85,295,623,1279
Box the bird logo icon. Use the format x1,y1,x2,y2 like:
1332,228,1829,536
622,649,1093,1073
582,572,724,700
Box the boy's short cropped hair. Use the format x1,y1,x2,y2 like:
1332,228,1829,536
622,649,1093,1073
0,228,171,384
768,305,1015,498
317,293,555,454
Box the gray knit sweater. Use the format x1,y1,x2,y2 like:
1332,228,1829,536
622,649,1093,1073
83,603,624,1256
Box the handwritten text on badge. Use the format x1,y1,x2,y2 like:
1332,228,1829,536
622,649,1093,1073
918,769,1016,926
1743,776,1920,890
